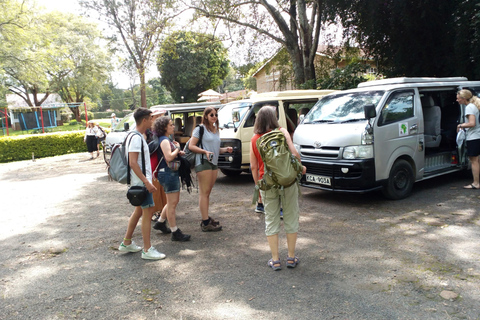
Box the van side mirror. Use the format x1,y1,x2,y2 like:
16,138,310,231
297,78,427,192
364,104,376,119
124,122,129,131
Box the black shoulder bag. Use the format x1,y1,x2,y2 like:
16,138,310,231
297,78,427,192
126,134,149,206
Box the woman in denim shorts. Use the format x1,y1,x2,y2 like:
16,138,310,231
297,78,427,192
152,116,191,242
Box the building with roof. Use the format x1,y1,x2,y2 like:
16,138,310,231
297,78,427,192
252,45,378,93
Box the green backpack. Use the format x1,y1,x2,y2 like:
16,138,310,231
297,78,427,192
256,129,303,191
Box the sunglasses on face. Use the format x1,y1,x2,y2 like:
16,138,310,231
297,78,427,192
209,113,218,117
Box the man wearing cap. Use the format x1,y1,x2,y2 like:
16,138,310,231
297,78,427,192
110,113,120,129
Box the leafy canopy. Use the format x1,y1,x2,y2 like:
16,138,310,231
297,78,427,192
157,31,229,102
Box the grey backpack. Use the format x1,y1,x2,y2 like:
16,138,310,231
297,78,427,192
108,132,143,184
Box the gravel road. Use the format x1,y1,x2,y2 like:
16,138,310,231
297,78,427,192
1,152,479,319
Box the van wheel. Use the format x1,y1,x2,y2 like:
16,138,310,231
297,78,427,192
382,159,414,200
220,169,242,177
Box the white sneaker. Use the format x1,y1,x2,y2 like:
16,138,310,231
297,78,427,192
118,241,142,253
141,246,166,260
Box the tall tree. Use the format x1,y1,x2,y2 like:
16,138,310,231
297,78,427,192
80,0,176,108
157,31,229,102
1,9,111,120
187,0,338,88
337,0,480,79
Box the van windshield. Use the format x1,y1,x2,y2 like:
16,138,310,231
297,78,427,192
304,91,384,123
218,102,251,129
113,113,136,132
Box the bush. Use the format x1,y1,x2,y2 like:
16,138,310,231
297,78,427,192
0,132,88,163
94,110,131,119
81,111,94,121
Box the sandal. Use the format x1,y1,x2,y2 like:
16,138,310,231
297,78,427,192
267,259,281,271
286,256,300,268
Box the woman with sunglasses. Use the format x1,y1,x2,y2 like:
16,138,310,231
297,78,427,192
188,107,233,231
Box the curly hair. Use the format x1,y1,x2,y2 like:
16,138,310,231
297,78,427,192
153,116,171,137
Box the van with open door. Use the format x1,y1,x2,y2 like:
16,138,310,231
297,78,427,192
103,101,221,164
217,90,337,176
293,77,480,199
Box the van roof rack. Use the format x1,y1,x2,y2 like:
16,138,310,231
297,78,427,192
357,77,469,88
253,89,337,98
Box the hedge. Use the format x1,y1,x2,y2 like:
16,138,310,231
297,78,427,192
0,131,89,163
94,110,131,119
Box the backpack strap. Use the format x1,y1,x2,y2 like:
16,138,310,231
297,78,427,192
126,132,146,186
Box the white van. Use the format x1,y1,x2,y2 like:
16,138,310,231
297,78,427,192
103,102,221,162
217,90,336,176
293,77,480,199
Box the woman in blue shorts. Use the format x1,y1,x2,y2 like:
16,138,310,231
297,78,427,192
152,116,191,241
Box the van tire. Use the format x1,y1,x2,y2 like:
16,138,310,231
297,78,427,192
220,169,242,177
382,159,414,200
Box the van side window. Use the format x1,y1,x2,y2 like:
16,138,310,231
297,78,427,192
378,90,415,126
244,102,279,128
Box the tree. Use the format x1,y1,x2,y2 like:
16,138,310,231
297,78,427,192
148,78,174,105
51,13,112,120
157,31,229,102
1,5,111,121
187,0,338,88
336,0,480,79
80,0,176,108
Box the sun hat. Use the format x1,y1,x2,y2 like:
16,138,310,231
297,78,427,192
111,113,116,117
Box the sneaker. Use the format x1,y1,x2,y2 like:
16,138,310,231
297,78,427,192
153,220,172,234
141,246,166,260
118,241,142,253
201,218,223,232
171,228,191,242
255,203,265,213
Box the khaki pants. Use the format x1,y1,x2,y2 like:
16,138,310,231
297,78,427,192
260,183,299,236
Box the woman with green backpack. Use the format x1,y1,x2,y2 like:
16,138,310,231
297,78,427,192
250,107,306,271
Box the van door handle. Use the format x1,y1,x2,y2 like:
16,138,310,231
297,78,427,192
410,124,418,133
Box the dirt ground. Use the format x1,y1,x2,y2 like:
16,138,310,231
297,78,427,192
1,152,480,319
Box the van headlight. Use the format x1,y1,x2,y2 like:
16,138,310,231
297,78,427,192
343,145,373,159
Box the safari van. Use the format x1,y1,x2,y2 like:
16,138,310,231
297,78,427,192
217,90,336,176
103,101,221,162
293,77,480,199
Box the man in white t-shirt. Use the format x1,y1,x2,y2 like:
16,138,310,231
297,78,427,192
118,108,166,260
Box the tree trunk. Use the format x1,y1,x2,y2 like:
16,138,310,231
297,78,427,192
138,65,147,109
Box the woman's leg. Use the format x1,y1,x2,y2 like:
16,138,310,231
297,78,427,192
196,169,216,220
165,192,180,228
267,233,280,262
469,156,480,188
286,233,298,258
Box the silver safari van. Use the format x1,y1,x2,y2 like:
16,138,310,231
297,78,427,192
293,77,480,199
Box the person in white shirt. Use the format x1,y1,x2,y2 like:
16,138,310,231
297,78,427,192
118,108,166,260
456,89,480,189
110,113,119,129
83,121,98,159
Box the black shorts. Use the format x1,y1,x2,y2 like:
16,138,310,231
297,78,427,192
466,138,480,157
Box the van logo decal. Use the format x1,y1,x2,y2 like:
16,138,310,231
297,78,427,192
314,141,322,149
